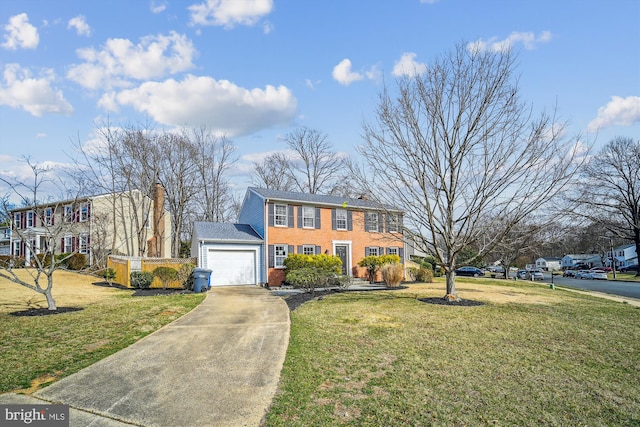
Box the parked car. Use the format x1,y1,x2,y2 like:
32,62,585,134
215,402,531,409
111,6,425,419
526,269,544,281
516,270,528,279
575,270,592,279
590,270,608,280
455,266,485,277
563,269,577,277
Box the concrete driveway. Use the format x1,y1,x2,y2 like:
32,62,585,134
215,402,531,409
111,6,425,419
1,286,290,427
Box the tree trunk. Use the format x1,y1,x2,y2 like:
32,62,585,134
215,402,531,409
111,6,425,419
444,270,460,301
45,289,57,310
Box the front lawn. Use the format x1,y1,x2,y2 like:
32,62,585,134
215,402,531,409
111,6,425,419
265,279,640,426
0,270,205,393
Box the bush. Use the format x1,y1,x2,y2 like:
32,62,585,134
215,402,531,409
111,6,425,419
152,266,178,289
177,263,196,290
130,271,154,289
35,253,55,268
66,253,87,270
380,263,404,287
286,267,330,293
407,266,434,283
358,254,401,283
0,255,25,268
283,253,342,274
102,268,116,284
284,254,343,293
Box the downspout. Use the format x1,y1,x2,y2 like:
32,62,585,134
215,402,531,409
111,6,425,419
264,197,270,287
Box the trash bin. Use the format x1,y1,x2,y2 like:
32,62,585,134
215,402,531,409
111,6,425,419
192,268,212,292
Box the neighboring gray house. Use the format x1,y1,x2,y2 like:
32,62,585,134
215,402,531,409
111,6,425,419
535,256,562,271
0,225,10,256
561,254,602,269
608,243,638,270
191,222,263,286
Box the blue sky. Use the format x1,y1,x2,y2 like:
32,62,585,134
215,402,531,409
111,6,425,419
1,0,639,199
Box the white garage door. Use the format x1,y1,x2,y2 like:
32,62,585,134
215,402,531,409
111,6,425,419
207,249,256,286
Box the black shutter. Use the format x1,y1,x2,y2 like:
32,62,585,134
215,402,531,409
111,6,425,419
268,245,274,268
347,210,353,231
364,212,370,232
297,245,302,254
297,206,303,228
288,245,294,256
332,209,337,230
379,247,385,256
315,245,321,255
315,208,321,229
268,204,274,227
378,213,384,232
399,248,404,262
288,205,294,228
365,247,370,256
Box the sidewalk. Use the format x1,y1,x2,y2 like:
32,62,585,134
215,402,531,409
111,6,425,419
0,286,290,427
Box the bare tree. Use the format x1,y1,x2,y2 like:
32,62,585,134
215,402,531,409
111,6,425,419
284,127,345,194
578,136,640,275
0,159,79,310
355,43,584,301
250,152,295,191
192,128,237,222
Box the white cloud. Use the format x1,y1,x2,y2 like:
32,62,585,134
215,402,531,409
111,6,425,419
67,31,197,90
2,13,39,50
68,15,91,37
189,0,273,28
151,1,168,14
392,52,427,77
587,96,640,132
104,75,297,137
467,31,552,53
0,64,73,116
332,59,364,86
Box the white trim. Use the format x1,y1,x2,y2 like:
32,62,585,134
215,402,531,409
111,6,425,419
332,240,352,277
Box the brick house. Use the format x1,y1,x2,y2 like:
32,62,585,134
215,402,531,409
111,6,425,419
192,187,405,286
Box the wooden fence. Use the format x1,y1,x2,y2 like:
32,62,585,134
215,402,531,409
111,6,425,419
107,255,197,288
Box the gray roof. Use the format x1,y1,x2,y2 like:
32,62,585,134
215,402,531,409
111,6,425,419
248,187,401,211
193,222,262,242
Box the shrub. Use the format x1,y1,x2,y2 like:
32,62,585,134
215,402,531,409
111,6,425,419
380,262,404,287
67,253,87,270
130,271,154,289
358,254,401,283
0,255,25,268
102,268,116,284
177,263,196,290
152,266,178,289
283,253,342,274
35,253,55,268
407,266,434,283
286,267,329,293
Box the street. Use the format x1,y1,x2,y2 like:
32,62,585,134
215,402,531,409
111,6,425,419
542,273,640,300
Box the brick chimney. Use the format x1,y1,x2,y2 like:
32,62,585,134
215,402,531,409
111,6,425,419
149,183,165,257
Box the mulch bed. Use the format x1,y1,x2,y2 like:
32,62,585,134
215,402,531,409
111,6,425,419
418,297,485,307
10,307,84,317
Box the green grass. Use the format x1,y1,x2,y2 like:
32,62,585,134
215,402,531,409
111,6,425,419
0,291,205,393
265,280,640,426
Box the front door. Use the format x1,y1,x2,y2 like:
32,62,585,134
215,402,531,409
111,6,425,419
335,245,348,275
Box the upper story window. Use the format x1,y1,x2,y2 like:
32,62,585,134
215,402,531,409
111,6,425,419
64,205,73,222
366,212,379,232
27,211,34,227
302,207,315,228
274,244,288,268
14,212,22,229
80,204,89,222
44,208,53,226
386,213,400,233
335,209,347,230
274,204,288,227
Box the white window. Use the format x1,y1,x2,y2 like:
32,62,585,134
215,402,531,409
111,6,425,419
302,207,315,228
64,235,73,253
64,205,73,222
13,212,22,229
387,213,400,233
13,241,21,256
27,211,34,227
44,208,53,225
275,204,288,227
274,244,288,268
302,245,315,255
80,204,89,222
79,234,88,254
366,212,378,232
335,209,347,230
387,247,399,257
366,247,379,257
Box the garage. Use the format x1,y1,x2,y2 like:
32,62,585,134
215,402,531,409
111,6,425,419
207,249,256,286
191,222,264,286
